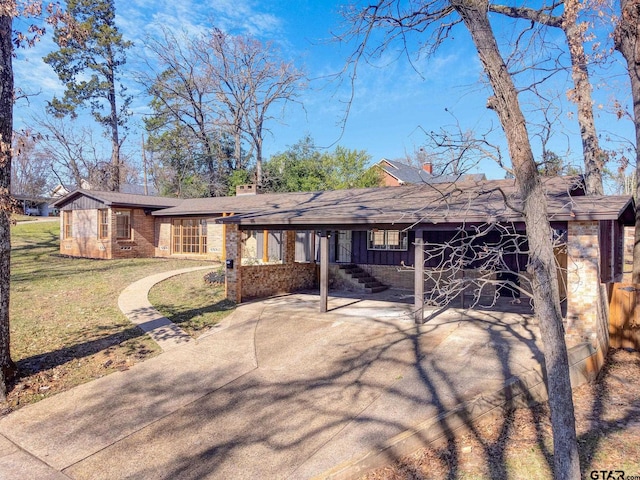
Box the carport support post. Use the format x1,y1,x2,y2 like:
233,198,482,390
414,232,425,324
320,231,329,313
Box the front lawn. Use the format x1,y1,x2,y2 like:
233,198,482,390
3,220,218,413
148,269,235,337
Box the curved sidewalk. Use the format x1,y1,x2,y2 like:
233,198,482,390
117,265,216,351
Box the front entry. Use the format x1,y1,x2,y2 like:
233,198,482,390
336,230,352,263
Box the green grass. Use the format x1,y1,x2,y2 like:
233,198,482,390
5,220,221,411
148,270,235,337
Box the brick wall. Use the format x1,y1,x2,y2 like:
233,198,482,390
60,208,157,259
566,221,608,348
155,218,172,258
225,224,242,303
111,209,156,259
59,209,111,259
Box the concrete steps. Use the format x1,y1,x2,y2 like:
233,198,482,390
337,264,388,293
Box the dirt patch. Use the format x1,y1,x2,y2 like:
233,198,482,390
361,348,640,480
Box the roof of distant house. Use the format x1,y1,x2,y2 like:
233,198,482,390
377,158,486,185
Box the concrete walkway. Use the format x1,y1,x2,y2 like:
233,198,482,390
0,283,551,479
117,265,214,351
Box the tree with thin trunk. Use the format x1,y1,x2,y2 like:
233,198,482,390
201,29,306,186
33,115,114,189
488,0,605,195
341,1,581,477
614,0,640,282
44,0,131,192
139,29,234,197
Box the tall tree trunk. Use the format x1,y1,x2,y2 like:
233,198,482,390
563,0,604,195
106,45,120,192
615,0,640,282
0,12,16,401
452,0,581,477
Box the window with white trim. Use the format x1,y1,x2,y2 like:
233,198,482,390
367,230,408,251
115,210,132,240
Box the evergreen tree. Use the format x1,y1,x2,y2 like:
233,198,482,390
44,0,131,192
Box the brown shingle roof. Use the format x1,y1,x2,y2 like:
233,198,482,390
213,177,633,227
51,189,182,209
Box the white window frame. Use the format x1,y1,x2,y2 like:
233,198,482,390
367,230,408,251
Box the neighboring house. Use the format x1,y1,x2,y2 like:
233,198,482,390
14,195,53,216
375,158,486,186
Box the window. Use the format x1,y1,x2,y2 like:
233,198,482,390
63,211,72,239
98,209,109,239
172,218,207,254
368,230,408,251
115,210,131,240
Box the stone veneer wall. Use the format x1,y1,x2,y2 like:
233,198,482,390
354,264,499,298
566,221,609,349
623,225,634,282
224,228,317,302
225,224,242,303
240,263,317,300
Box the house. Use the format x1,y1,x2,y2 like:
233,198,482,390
375,158,486,186
51,176,635,350
14,194,54,216
214,176,634,351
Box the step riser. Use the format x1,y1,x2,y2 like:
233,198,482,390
337,265,388,293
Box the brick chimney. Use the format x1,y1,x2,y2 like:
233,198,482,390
235,184,262,196
422,162,433,174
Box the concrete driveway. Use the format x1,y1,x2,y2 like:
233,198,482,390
0,293,544,479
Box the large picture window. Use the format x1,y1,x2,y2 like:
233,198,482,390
172,218,207,254
368,230,408,251
98,209,109,239
115,210,132,240
63,211,72,239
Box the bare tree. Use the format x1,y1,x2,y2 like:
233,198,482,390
32,115,112,189
341,1,580,477
199,28,306,186
139,28,240,197
11,131,52,196
614,0,640,282
487,0,605,196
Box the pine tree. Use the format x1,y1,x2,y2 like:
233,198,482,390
44,0,131,192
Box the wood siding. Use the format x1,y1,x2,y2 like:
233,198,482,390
59,196,106,211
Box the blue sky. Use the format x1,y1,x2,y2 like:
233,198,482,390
12,0,636,184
